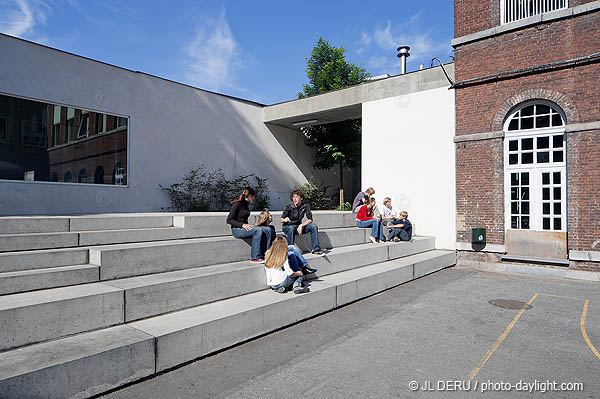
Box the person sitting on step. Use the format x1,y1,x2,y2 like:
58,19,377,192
352,187,375,213
255,208,276,241
226,187,272,263
264,236,312,294
281,188,324,256
356,197,384,243
387,211,413,242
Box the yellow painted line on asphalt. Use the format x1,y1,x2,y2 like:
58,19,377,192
469,293,538,381
580,300,600,361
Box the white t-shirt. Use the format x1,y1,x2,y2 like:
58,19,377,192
264,259,295,286
382,205,397,219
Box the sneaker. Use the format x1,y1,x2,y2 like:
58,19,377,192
274,286,286,293
393,237,401,242
250,259,265,263
312,250,324,256
293,285,309,294
369,236,377,244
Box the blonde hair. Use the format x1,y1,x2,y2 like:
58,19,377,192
366,187,375,195
256,208,271,226
400,211,408,217
383,197,391,203
265,236,288,269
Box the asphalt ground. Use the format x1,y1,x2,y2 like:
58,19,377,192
100,266,600,399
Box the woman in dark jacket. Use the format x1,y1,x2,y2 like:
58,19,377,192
226,187,272,262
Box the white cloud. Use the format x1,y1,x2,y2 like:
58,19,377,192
186,10,241,91
0,0,49,38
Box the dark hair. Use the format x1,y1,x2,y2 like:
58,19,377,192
290,188,304,200
232,187,256,204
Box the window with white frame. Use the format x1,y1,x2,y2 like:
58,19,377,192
78,111,89,138
501,0,568,25
504,101,566,232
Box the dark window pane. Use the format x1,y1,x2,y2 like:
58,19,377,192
511,188,519,200
554,187,561,200
554,218,561,230
521,173,529,185
511,173,519,186
522,202,530,214
521,105,534,116
509,154,518,165
542,173,550,185
551,114,563,127
520,187,529,200
509,140,518,151
508,118,519,131
543,188,550,200
553,150,564,162
511,216,519,229
521,117,534,130
536,104,550,114
511,201,519,214
553,135,564,148
537,152,550,163
543,218,551,230
521,216,530,229
543,203,551,215
553,172,561,184
536,115,550,128
522,152,534,164
554,202,561,215
537,136,549,149
522,138,534,150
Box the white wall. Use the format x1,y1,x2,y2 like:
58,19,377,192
0,35,321,215
362,87,456,249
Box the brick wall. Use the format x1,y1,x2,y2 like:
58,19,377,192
455,0,598,38
454,2,600,271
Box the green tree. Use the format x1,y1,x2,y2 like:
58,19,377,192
298,38,369,197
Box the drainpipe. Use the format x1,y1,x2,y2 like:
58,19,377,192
396,46,410,74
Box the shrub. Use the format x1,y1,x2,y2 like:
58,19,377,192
296,177,333,210
335,202,351,211
160,165,270,212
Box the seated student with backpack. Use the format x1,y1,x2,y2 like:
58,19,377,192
356,197,384,243
281,189,324,256
264,236,313,294
387,211,413,242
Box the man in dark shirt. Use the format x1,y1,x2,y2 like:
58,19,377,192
281,189,323,255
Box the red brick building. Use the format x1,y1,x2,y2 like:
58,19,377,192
453,0,600,270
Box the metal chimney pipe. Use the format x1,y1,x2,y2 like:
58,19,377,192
396,46,410,74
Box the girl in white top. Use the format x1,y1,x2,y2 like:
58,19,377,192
264,236,309,294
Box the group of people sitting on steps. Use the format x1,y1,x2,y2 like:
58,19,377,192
352,187,413,244
226,186,412,295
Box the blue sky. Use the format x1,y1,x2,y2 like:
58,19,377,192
0,0,454,104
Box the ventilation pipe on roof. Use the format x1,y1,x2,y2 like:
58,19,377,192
396,46,410,74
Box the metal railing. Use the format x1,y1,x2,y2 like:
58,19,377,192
501,0,568,24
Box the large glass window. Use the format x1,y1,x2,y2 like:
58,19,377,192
504,101,566,232
0,93,128,185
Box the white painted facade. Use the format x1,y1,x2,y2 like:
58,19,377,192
0,35,335,215
362,87,456,250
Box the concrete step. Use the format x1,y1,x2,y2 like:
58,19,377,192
78,226,186,246
69,214,174,231
0,232,79,252
0,250,454,398
91,227,369,280
0,247,89,273
103,237,435,322
0,283,123,351
0,265,99,296
0,325,155,399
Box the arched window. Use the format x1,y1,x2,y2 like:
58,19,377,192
94,166,104,184
78,168,87,183
64,171,72,182
504,101,566,232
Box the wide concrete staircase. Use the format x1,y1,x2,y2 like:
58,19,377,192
0,211,455,398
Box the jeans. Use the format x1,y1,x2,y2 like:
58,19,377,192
388,228,410,241
231,226,272,260
288,245,308,270
270,275,303,291
282,224,321,252
356,219,383,240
